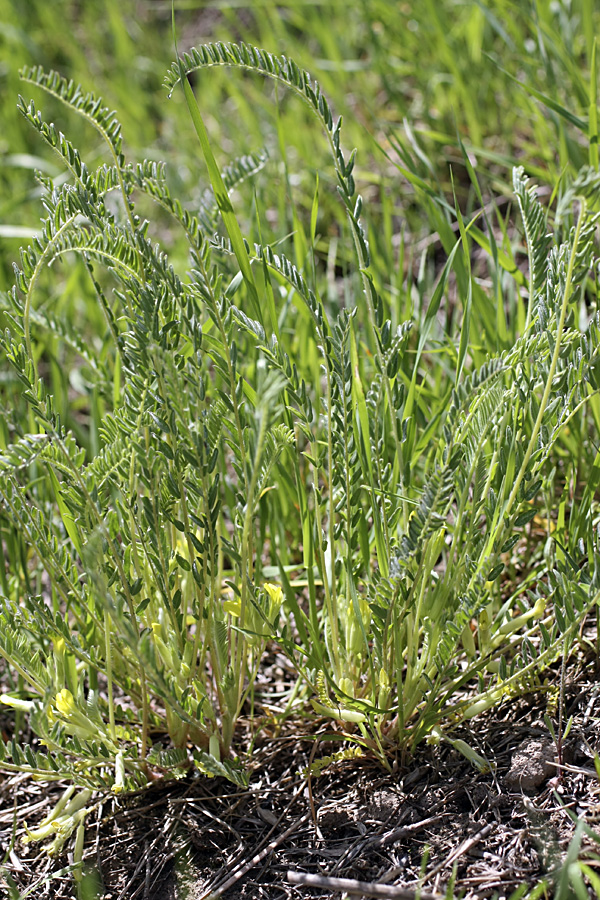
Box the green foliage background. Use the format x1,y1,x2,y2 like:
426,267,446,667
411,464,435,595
1,0,600,835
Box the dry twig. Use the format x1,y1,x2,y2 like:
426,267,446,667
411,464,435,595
287,870,445,899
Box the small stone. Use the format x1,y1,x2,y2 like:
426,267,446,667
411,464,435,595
317,801,356,831
365,790,402,822
505,737,556,791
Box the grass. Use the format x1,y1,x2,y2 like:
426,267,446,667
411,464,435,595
1,1,600,896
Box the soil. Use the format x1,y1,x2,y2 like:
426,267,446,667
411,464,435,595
1,653,600,900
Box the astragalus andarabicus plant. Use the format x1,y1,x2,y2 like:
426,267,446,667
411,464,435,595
1,41,600,860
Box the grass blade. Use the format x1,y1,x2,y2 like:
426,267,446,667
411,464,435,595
170,7,261,320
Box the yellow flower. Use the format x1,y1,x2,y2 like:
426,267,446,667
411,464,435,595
0,693,34,712
53,689,101,742
55,688,76,717
263,582,283,608
223,597,241,617
263,583,283,624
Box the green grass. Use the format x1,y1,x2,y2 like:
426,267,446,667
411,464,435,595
1,1,600,896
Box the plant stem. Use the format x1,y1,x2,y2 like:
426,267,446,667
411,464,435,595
104,610,116,744
234,405,269,714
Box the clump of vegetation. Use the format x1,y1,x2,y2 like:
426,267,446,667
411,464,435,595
1,4,600,895
2,39,600,786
